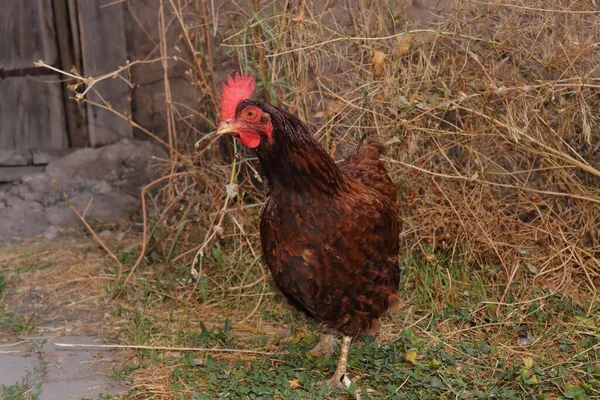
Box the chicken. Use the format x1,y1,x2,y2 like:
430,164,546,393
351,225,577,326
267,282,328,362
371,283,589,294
215,73,401,392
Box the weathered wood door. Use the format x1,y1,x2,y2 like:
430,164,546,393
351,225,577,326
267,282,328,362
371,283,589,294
0,1,69,181
0,0,132,182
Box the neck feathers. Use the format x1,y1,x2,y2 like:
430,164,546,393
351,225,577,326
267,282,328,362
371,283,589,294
255,106,343,194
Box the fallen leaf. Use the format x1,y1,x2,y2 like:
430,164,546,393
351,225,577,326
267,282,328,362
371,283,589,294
225,183,238,199
430,358,441,368
372,50,387,76
517,329,535,346
385,137,402,146
405,350,418,365
394,34,412,56
494,86,507,95
288,379,300,389
526,263,538,275
313,99,343,118
395,94,412,109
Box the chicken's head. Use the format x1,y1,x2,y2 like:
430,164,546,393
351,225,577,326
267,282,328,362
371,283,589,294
216,73,273,149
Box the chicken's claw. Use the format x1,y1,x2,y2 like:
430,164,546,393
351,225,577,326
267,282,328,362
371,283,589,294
307,333,337,358
319,375,361,399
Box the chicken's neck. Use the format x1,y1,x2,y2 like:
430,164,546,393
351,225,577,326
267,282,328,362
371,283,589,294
264,143,343,195
255,115,344,195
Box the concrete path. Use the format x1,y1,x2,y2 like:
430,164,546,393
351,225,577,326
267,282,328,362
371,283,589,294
1,335,126,399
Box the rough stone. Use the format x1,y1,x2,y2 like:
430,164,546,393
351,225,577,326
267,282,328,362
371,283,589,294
43,226,60,240
0,139,166,242
99,229,113,237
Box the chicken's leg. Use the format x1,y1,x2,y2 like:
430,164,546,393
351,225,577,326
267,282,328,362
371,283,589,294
324,335,353,391
307,332,337,358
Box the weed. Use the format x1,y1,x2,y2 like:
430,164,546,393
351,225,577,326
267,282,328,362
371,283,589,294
122,309,161,346
116,323,599,399
1,370,42,400
104,251,600,399
0,270,7,298
1,309,39,335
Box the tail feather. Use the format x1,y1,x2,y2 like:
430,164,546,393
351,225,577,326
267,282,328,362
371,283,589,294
355,134,386,160
357,132,368,150
340,134,396,203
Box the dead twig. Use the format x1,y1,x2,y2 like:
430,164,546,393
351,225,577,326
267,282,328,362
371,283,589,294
54,342,276,356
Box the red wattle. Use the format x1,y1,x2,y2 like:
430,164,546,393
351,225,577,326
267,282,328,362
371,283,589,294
239,131,261,148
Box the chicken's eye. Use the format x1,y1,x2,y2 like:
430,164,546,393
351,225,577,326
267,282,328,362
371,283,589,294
243,107,259,121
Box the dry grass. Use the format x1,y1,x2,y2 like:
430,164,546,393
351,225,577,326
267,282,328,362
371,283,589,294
39,0,600,301
138,0,600,302
0,238,121,337
31,1,600,397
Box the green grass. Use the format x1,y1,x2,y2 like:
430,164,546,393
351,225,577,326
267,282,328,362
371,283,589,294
0,308,39,336
1,233,598,399
114,320,599,399
0,270,7,298
1,371,42,400
107,252,600,400
0,264,43,336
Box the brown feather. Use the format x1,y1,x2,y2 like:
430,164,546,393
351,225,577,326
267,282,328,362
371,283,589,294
242,99,401,337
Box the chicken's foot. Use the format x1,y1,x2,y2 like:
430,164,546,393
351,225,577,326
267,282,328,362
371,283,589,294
320,336,361,398
307,332,337,358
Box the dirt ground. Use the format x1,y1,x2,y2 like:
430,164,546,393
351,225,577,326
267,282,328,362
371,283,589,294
1,226,598,399
0,232,134,399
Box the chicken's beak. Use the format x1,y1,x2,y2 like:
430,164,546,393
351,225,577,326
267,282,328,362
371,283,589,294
216,120,238,136
196,120,239,150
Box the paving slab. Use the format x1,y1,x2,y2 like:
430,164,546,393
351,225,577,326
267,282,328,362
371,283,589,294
0,336,126,399
39,336,126,400
0,343,40,389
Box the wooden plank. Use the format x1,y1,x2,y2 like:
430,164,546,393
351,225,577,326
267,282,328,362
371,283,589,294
125,0,199,142
77,0,132,146
0,0,58,71
0,167,45,183
0,151,32,167
67,0,83,70
52,0,89,148
32,149,75,165
0,75,68,151
125,0,165,141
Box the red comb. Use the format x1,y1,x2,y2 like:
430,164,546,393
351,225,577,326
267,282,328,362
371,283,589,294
220,73,256,121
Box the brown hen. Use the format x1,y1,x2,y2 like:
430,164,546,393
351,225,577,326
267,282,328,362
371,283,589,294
214,73,401,391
